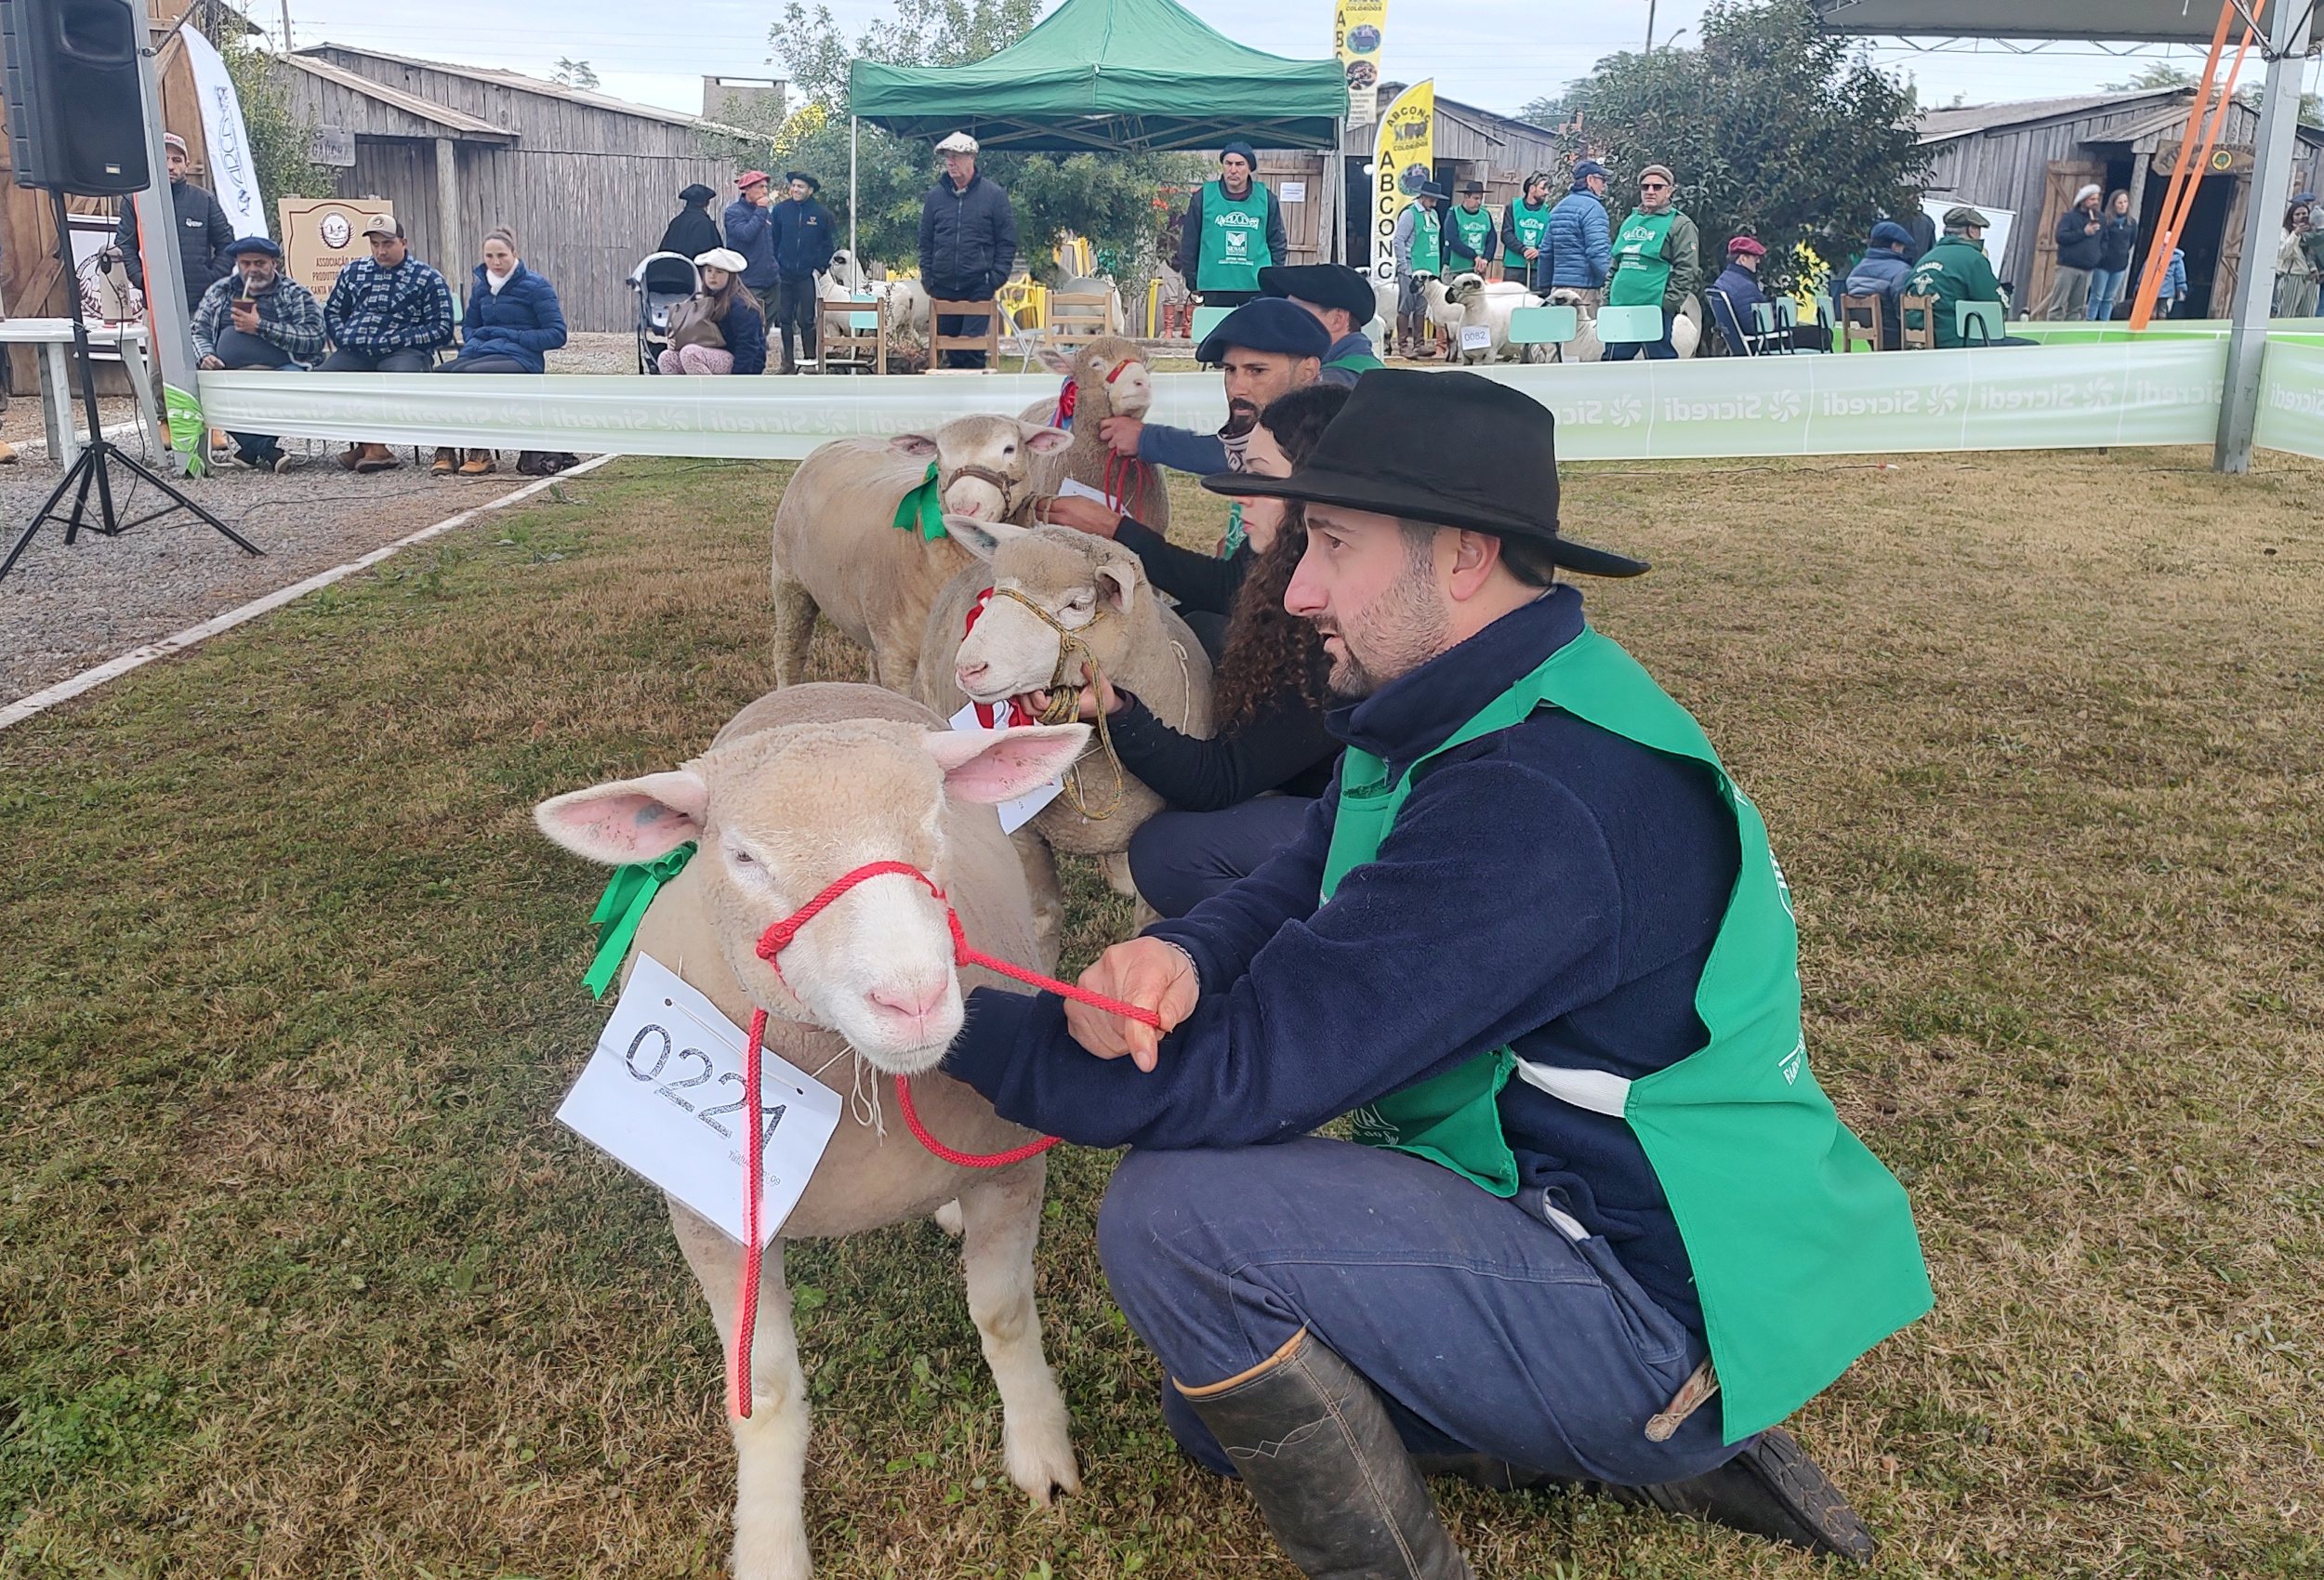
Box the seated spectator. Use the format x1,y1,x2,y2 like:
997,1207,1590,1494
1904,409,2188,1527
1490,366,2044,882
322,215,456,473
192,235,324,472
1902,206,2027,348
1707,236,1768,352
1036,383,1351,916
431,227,569,477
1843,220,1916,349
655,249,768,376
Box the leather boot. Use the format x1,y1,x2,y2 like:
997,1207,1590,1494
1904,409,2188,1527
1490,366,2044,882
356,444,400,473
1176,1331,1472,1580
779,324,798,374
459,448,495,476
1619,1428,1876,1562
429,446,457,476
336,443,364,471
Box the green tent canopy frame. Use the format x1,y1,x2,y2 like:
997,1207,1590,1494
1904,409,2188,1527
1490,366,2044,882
848,0,1347,153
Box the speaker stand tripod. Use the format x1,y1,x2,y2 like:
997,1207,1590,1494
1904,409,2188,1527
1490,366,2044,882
0,185,262,585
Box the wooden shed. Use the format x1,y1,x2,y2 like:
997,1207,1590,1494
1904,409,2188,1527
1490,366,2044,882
274,46,742,331
1335,86,1565,262
1918,86,2324,317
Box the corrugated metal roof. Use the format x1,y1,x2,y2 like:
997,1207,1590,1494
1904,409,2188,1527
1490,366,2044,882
1916,86,2186,143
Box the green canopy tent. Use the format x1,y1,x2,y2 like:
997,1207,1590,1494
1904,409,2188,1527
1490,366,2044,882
844,0,1350,262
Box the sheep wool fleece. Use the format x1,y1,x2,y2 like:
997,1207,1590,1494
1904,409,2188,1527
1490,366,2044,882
1327,622,1933,1442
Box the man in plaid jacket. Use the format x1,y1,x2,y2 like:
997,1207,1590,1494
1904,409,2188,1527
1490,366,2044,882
192,236,324,471
321,214,456,471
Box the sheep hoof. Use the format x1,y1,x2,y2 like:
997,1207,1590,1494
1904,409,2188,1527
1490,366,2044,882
1004,1413,1081,1506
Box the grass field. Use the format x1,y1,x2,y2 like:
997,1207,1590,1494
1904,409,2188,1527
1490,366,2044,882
2,446,2319,1580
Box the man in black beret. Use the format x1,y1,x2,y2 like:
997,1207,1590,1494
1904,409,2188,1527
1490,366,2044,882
658,183,723,261
946,372,1929,1578
1261,262,1383,386
1100,295,1326,479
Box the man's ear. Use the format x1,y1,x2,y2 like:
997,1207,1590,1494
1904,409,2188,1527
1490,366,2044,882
1446,529,1506,600
1295,356,1322,384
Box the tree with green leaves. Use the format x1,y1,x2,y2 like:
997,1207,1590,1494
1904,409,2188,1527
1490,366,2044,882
2105,61,2323,130
752,0,1199,279
1525,0,1928,287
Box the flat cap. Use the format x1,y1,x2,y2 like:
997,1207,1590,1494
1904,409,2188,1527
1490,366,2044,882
1943,204,1990,230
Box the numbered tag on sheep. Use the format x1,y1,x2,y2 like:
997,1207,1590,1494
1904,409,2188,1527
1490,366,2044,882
558,954,842,1244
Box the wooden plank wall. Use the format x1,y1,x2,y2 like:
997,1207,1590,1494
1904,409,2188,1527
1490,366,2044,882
1253,152,1325,266
289,50,734,331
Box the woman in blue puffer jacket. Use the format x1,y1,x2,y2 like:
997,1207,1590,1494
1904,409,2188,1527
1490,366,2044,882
434,226,570,474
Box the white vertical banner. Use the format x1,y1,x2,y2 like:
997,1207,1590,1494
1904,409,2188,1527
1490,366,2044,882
182,30,267,239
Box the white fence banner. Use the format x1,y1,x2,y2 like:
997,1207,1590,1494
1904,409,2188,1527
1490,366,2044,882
203,340,2231,463
2254,336,2324,460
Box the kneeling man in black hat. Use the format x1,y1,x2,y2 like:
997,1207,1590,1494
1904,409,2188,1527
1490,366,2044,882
1261,262,1384,386
945,373,1930,1577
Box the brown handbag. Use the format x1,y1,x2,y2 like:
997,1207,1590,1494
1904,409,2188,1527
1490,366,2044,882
665,296,727,351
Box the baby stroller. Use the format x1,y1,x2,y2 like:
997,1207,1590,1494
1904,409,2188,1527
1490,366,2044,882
628,252,701,374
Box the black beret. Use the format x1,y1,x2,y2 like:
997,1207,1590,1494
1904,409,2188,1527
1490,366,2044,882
1259,263,1376,323
1196,296,1332,363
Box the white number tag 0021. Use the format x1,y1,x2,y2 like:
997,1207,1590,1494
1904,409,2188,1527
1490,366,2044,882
1459,324,1493,351
556,954,842,1245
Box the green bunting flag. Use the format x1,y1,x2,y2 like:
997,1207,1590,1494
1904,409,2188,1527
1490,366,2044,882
582,842,698,998
891,462,946,540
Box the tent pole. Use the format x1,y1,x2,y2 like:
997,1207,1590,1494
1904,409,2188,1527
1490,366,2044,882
2214,0,2312,473
1328,119,1344,264
851,116,860,266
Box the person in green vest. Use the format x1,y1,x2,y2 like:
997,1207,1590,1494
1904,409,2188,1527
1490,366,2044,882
1175,141,1289,309
1444,180,1502,279
942,371,1932,1578
1604,163,1702,362
1261,262,1385,386
1902,205,2020,349
1501,170,1557,289
1392,182,1447,357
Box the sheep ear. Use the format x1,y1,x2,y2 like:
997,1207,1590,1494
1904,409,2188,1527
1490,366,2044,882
1035,344,1076,375
535,771,708,864
1095,558,1139,613
942,513,1030,560
922,725,1089,804
890,431,940,459
1024,425,1075,454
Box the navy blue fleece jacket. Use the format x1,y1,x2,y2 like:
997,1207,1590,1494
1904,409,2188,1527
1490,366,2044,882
944,586,1742,1332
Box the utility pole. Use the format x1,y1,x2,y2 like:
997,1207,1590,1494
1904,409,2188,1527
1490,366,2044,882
279,0,292,50
1645,0,1657,51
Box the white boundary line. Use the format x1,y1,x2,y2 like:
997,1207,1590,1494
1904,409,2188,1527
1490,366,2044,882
0,452,620,732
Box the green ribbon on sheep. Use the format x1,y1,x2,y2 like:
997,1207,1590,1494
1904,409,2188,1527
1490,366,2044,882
891,462,946,541
583,841,698,999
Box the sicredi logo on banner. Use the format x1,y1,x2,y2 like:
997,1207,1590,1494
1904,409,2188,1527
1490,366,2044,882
279,198,391,298
557,955,843,1245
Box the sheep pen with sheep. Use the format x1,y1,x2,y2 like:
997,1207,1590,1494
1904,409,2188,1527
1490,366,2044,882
1,449,2318,1580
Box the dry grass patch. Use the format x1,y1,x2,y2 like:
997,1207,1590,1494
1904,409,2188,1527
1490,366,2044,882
1,447,2318,1579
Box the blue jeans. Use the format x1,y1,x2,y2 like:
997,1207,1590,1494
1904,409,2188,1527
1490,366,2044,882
2087,268,2128,321
1097,1136,1737,1488
1128,797,1315,918
1603,309,1679,361
211,327,300,459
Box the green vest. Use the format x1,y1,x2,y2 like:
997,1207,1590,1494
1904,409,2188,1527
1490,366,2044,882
1502,200,1552,270
1321,625,1933,1442
1610,207,1679,309
1406,205,1442,277
1449,204,1494,266
1326,348,1386,376
1195,178,1273,293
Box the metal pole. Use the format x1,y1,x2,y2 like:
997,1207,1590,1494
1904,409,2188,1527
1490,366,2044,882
1645,0,1657,50
278,0,291,49
135,7,200,465
2215,0,2313,472
850,115,859,265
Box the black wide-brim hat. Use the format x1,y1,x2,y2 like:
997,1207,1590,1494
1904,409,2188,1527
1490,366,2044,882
1260,263,1375,323
785,171,821,191
1204,369,1649,577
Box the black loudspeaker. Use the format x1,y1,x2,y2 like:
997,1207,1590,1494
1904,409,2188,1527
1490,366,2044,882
0,0,148,194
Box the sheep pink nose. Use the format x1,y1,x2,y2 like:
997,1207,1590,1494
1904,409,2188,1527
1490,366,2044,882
957,659,990,689
867,981,948,1021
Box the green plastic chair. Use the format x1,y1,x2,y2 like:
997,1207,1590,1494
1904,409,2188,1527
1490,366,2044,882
1956,301,2005,347
1191,305,1234,345
1507,305,1578,346
1596,304,1664,344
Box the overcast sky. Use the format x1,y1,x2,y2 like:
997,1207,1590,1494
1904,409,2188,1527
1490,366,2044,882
271,0,2300,125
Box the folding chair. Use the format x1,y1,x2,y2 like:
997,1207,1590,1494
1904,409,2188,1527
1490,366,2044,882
928,296,1001,371
1898,292,1938,351
1839,292,1886,353
1707,289,1754,355
1750,300,1795,355
1047,290,1114,350
1191,304,1235,348
1956,301,2005,348
1507,304,1580,361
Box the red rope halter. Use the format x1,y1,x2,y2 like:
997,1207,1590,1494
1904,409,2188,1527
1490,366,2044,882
728,859,1160,1416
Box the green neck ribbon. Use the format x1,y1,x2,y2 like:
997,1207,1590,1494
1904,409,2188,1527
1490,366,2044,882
891,462,946,541
1221,501,1247,558
583,842,698,999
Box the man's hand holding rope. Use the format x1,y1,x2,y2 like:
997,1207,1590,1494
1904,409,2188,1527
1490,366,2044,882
1068,938,1199,1070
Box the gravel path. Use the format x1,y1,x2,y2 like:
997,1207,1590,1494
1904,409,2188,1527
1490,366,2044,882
0,433,535,705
